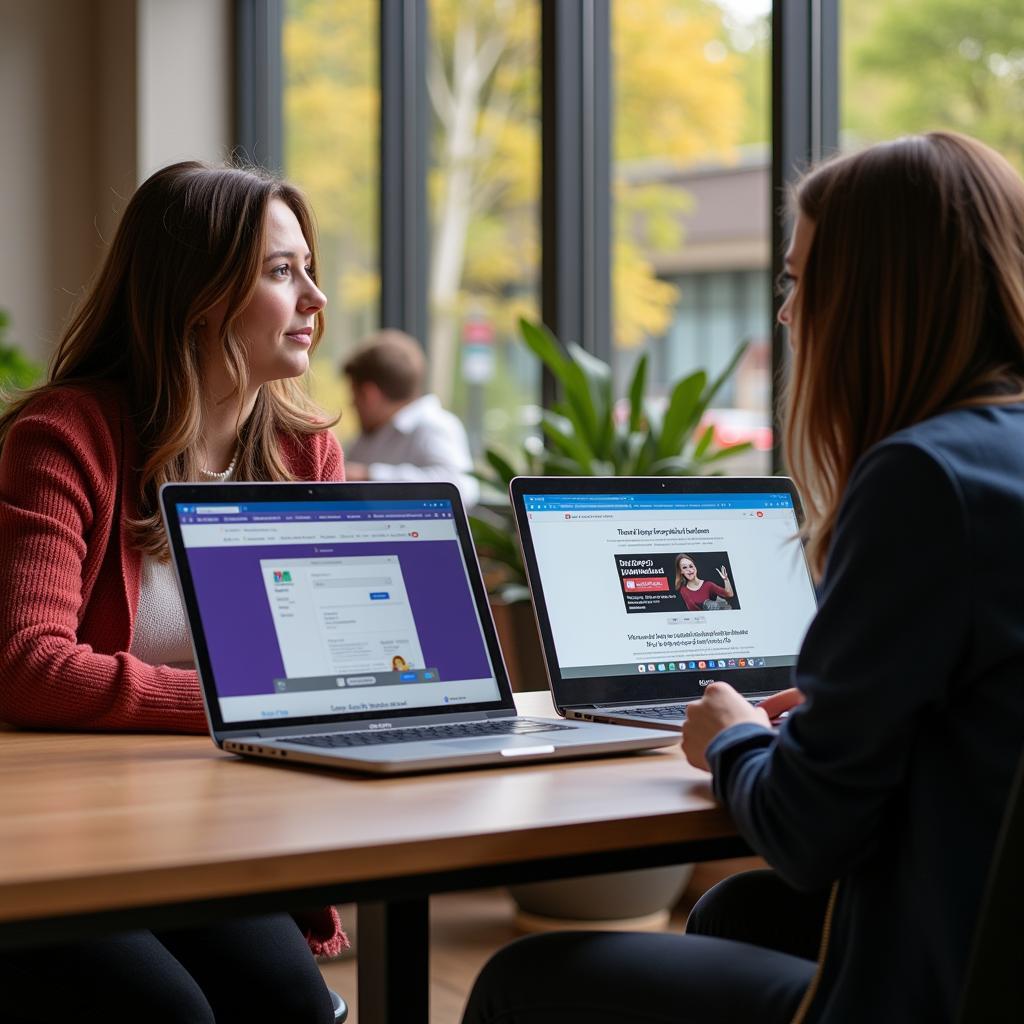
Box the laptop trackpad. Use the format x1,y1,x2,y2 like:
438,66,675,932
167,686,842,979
433,736,556,753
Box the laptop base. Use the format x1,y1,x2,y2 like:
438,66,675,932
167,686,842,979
564,692,777,733
224,717,676,774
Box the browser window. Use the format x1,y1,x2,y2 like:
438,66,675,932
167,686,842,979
522,492,817,681
176,499,500,722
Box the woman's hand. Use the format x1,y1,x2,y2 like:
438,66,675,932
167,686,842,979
756,687,805,723
682,682,770,771
716,565,735,599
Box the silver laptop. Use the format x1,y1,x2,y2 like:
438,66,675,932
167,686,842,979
159,481,675,773
509,477,819,731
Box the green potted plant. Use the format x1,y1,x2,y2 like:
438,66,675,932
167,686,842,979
471,317,753,690
474,318,755,932
0,310,43,399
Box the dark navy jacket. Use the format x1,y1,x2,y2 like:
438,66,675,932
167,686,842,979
707,404,1024,1023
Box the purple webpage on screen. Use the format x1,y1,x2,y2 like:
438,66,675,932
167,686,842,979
186,540,491,698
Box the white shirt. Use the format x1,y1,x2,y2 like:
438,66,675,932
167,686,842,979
346,394,480,506
128,554,195,669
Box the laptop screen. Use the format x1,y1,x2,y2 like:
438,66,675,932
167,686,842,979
172,496,502,725
517,487,817,702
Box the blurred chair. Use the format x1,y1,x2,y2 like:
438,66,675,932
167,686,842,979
329,987,349,1022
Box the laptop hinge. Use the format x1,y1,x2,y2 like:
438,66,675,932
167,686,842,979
592,698,690,708
237,709,504,739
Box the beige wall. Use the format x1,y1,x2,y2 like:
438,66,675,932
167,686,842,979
137,0,232,180
0,0,232,362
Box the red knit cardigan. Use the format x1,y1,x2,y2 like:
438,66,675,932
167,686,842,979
0,384,348,956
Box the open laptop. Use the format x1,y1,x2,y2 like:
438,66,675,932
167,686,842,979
509,476,819,731
159,481,675,773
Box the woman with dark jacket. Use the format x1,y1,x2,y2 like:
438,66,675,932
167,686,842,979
462,132,1024,1023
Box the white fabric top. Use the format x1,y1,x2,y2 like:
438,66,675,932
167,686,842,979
128,554,195,669
345,393,480,506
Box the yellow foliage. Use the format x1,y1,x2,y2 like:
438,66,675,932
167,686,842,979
283,0,750,370
338,268,380,309
615,236,680,348
614,0,744,163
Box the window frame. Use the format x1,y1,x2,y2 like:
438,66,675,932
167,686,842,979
234,0,840,470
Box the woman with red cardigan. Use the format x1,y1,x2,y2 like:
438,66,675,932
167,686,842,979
0,162,345,1023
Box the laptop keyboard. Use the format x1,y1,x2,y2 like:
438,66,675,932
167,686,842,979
287,718,576,748
616,697,764,719
618,705,688,719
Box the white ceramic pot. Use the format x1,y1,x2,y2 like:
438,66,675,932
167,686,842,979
508,864,694,931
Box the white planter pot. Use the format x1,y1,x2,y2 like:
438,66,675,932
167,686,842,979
508,864,694,931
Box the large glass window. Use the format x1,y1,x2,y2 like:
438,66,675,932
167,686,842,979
613,0,773,474
426,0,541,458
282,0,379,431
841,0,1024,172
277,1,784,468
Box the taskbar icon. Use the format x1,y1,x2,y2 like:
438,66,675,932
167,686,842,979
635,658,766,673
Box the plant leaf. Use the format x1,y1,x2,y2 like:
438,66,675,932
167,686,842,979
519,318,570,376
657,370,706,459
698,440,755,465
565,337,613,392
520,319,599,448
693,423,715,459
648,455,700,475
543,454,587,475
700,340,751,412
627,354,648,434
631,433,660,475
540,412,593,473
484,448,520,489
642,397,664,438
469,514,524,578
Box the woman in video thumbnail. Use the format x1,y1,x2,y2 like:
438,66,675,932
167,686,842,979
674,554,734,611
462,133,1024,1024
0,163,344,1022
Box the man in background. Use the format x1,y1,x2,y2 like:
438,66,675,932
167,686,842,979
341,330,480,506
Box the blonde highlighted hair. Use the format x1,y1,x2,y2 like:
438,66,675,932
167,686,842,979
0,160,337,557
783,132,1024,577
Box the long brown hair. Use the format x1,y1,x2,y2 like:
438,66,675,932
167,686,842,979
0,160,337,557
783,132,1024,577
673,553,698,591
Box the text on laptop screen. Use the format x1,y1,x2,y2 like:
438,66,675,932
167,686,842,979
176,499,501,723
523,492,817,681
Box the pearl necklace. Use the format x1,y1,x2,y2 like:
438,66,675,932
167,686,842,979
199,452,239,481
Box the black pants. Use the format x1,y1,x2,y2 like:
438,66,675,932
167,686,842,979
0,913,335,1024
462,870,828,1024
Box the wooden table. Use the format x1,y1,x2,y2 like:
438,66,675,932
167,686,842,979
0,692,746,1021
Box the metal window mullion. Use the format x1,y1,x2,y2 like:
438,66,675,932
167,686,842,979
541,0,612,400
770,0,839,473
235,0,284,172
379,0,429,346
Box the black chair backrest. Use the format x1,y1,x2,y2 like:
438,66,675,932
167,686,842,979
958,745,1024,1023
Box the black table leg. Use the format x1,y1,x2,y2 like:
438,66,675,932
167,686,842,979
358,897,430,1023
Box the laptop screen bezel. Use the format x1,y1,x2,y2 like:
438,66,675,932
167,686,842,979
160,480,516,737
509,475,815,712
